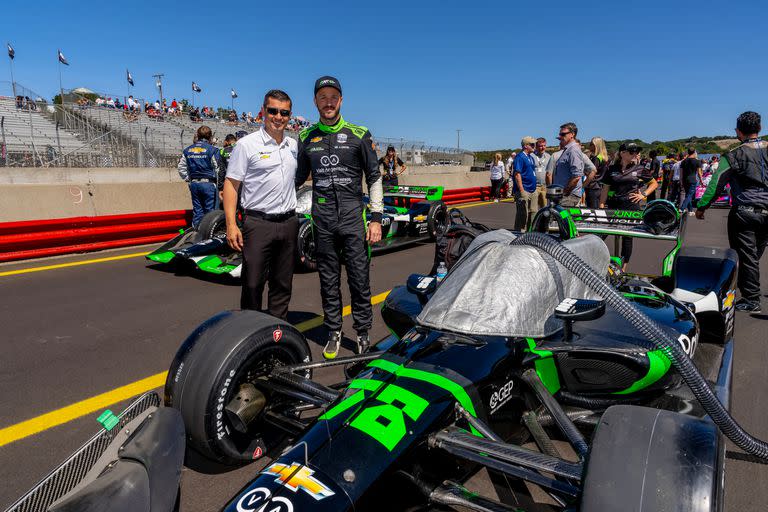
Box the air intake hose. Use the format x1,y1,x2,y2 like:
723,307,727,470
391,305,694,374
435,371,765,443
512,232,768,460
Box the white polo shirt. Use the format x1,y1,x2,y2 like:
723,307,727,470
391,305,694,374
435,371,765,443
226,128,298,214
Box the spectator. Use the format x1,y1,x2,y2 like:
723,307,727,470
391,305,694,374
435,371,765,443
600,142,658,269
669,153,683,203
489,153,505,202
530,137,550,212
660,153,675,200
504,152,517,197
582,136,609,208
513,137,538,230
644,150,661,200
379,146,406,187
679,147,703,213
551,123,585,206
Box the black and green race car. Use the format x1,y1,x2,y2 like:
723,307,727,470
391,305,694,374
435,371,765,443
145,185,448,276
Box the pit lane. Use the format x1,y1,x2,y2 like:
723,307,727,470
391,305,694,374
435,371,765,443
0,203,766,511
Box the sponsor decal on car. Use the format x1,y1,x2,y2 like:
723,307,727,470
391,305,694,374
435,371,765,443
262,462,336,501
273,328,283,343
489,379,514,413
722,290,736,310
677,332,698,356
236,487,294,512
412,215,426,222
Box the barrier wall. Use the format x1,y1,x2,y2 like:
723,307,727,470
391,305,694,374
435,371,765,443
0,165,497,262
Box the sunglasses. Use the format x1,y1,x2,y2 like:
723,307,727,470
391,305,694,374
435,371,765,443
623,148,641,154
557,131,571,138
266,107,291,117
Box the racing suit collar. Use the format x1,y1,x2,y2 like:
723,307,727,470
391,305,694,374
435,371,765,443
317,116,345,134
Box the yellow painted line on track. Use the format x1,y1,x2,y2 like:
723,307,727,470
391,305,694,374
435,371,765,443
0,290,391,448
0,252,150,278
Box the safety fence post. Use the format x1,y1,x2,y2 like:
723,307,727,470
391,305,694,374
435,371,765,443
1,116,6,166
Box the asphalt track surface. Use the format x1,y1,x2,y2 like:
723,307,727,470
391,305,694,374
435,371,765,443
1,202,767,511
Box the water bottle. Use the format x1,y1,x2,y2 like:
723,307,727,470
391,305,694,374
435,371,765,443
436,262,448,284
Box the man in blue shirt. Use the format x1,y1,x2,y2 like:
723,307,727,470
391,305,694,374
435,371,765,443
552,122,585,207
513,136,538,231
178,126,221,227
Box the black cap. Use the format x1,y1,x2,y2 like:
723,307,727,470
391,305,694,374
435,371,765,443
619,142,642,153
314,76,342,96
235,130,248,139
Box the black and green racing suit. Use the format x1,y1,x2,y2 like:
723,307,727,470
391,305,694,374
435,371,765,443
295,117,383,334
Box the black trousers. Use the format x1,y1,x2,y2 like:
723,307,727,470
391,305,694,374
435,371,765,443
585,187,602,209
728,208,768,301
490,179,503,199
607,198,638,264
240,215,298,320
383,176,398,187
315,219,372,333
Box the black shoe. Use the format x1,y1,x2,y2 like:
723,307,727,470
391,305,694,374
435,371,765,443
734,298,761,313
356,333,370,354
323,330,342,360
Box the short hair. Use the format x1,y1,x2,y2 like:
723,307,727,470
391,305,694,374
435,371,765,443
687,146,696,155
224,134,237,143
196,125,212,142
736,111,761,135
560,122,578,136
536,137,546,143
263,89,292,109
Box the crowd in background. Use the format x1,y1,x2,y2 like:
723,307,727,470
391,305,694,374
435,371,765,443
79,94,312,132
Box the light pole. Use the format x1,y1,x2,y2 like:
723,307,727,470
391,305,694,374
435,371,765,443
153,73,164,109
456,129,462,151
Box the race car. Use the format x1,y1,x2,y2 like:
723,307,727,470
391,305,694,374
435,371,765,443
11,189,753,512
145,184,448,276
695,175,732,208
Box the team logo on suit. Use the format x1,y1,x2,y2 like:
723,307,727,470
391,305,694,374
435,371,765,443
320,155,340,166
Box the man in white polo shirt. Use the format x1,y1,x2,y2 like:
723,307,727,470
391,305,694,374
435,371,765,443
223,89,298,320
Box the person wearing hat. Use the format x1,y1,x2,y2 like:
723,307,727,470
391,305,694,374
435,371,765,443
295,76,384,359
513,136,538,231
696,111,768,312
600,142,658,269
379,145,407,187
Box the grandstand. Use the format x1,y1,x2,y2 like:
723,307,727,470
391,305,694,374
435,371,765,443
0,83,472,168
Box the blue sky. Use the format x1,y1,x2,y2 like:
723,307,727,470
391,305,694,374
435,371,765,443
2,1,766,149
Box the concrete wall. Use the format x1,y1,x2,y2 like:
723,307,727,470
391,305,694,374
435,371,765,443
0,165,492,223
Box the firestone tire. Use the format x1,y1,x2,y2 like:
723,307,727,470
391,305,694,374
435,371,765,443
164,310,311,473
196,209,226,241
427,201,448,240
296,219,318,272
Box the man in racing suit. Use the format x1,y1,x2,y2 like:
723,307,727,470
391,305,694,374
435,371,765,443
178,125,220,227
296,76,383,358
696,111,768,313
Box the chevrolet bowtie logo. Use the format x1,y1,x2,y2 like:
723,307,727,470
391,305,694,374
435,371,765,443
262,462,335,501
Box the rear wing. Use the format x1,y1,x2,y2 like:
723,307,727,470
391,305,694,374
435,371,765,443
565,207,682,242
383,185,443,201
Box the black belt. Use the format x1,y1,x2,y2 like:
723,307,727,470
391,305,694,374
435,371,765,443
737,205,768,215
191,178,214,183
245,209,295,222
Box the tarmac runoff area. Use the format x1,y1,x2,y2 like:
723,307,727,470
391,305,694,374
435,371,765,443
0,202,766,511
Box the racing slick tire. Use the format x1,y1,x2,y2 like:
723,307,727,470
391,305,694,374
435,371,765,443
427,201,448,240
296,218,318,272
196,209,226,241
164,310,311,473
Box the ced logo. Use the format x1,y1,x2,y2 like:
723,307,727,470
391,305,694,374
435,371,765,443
236,487,293,512
320,155,340,166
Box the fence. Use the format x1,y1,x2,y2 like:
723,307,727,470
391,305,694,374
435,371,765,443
0,186,496,262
